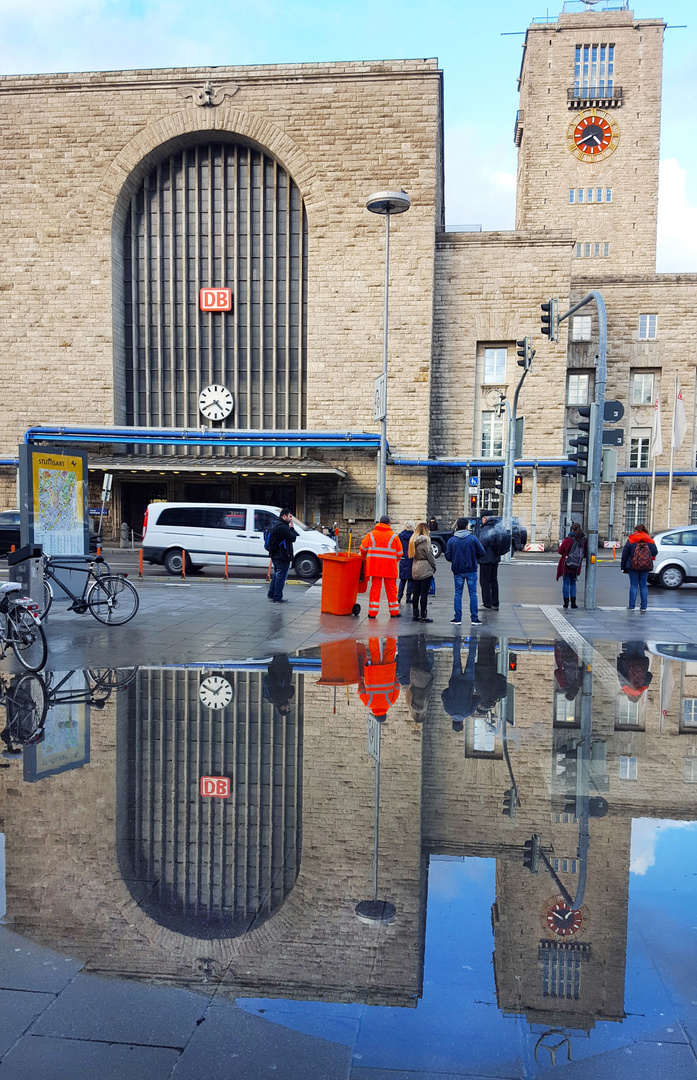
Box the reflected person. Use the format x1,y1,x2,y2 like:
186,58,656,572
441,636,508,732
554,639,584,701
617,641,653,699
263,654,295,715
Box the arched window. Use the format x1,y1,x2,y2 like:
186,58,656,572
122,140,307,435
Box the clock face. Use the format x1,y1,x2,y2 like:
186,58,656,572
546,898,583,938
567,110,619,162
198,384,234,422
199,675,233,710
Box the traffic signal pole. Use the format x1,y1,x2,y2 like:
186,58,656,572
557,291,607,611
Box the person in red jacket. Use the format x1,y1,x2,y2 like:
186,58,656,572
360,515,402,619
621,524,657,612
556,522,586,609
357,637,400,721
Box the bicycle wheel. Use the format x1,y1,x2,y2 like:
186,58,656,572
39,580,53,619
88,666,138,691
6,674,48,741
87,575,139,625
8,608,48,672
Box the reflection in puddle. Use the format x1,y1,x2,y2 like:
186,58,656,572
1,634,697,1075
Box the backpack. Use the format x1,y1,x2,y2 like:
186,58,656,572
631,540,653,572
490,529,511,557
565,538,585,572
264,524,279,556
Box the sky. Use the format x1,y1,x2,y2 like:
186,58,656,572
0,0,694,271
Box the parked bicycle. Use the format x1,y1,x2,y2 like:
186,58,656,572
0,582,47,672
0,671,47,758
40,554,139,625
44,666,138,708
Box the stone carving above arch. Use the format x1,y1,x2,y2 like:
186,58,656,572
92,105,325,236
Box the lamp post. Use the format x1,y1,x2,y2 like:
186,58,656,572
366,190,410,519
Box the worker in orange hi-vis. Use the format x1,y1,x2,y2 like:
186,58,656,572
357,637,400,721
360,515,403,619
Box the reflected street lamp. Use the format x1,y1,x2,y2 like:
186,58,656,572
366,190,410,519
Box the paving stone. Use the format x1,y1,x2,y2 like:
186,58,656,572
0,1034,179,1080
0,988,55,1056
0,929,82,994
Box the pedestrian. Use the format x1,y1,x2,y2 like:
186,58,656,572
479,514,505,610
357,636,400,721
397,520,415,605
409,522,436,622
553,640,583,701
556,521,586,609
617,641,653,697
428,515,439,532
445,517,485,625
441,636,507,732
263,654,295,715
360,515,403,618
266,507,298,603
405,634,434,724
621,523,657,612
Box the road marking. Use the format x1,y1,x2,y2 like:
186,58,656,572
539,604,621,690
236,585,263,589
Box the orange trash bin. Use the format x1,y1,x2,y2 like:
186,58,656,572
318,552,364,615
317,640,361,685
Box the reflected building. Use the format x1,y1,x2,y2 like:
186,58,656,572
1,637,697,1031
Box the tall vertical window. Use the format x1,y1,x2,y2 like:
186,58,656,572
569,189,575,203
473,717,496,753
616,697,641,727
578,188,585,203
630,437,650,469
632,372,654,405
606,188,612,202
684,759,697,783
639,314,658,340
575,43,614,93
567,373,590,405
683,700,697,727
620,756,638,780
625,485,649,531
483,348,507,384
481,412,504,458
571,316,592,342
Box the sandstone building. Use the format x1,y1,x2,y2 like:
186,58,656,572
0,3,694,543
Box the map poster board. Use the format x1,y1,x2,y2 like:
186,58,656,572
23,671,90,783
19,444,89,555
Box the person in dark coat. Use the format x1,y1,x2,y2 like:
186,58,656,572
428,516,439,532
617,641,653,699
556,522,586,609
441,636,507,732
479,515,502,610
554,640,583,700
263,654,295,714
397,521,415,605
620,524,657,612
266,508,298,603
445,518,486,625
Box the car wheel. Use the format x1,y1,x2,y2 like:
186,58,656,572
164,549,191,576
430,541,443,559
659,565,684,589
294,552,321,580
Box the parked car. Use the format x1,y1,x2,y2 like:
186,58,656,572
141,502,337,579
429,516,528,559
0,510,21,555
648,525,697,589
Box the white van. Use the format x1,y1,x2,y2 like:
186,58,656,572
141,502,337,580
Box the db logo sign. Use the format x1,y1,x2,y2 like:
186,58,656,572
200,288,232,312
200,776,231,798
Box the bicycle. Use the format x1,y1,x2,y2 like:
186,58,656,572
40,554,139,626
0,583,47,672
44,666,138,709
0,671,48,757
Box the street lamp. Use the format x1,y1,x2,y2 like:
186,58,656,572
366,189,410,519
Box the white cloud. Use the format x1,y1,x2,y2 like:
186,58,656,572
656,158,697,273
630,818,697,876
444,122,517,233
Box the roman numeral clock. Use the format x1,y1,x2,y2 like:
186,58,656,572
567,109,619,162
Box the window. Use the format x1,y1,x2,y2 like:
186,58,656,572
554,812,578,823
690,490,697,526
625,485,649,531
473,717,496,753
603,242,610,257
571,317,592,342
606,188,612,202
205,507,247,530
584,243,591,258
587,189,593,204
574,43,614,94
540,939,590,999
683,700,697,727
575,243,582,258
632,372,654,405
594,242,601,257
157,507,206,527
555,693,579,726
483,348,507,384
616,696,641,727
684,758,697,783
553,858,578,873
567,372,590,405
639,314,658,340
596,188,603,203
569,189,575,203
619,755,638,780
630,437,650,470
481,412,504,458
254,509,279,534
578,188,584,203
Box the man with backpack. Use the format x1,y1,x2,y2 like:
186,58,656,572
478,515,510,610
556,521,586,609
266,508,298,603
621,523,657,612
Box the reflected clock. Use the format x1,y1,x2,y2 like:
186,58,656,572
567,109,619,162
199,675,233,710
546,897,583,938
198,384,234,422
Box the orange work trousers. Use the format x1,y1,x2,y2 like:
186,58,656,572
368,575,399,616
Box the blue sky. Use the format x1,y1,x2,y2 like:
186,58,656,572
0,0,694,269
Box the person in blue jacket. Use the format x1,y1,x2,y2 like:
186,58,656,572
445,518,486,625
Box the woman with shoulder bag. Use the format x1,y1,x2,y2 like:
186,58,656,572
409,522,436,623
556,522,586,609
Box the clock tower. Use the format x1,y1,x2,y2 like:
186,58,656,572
514,6,665,274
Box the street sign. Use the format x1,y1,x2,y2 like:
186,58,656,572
374,373,387,421
603,399,625,423
468,476,479,487
368,715,381,761
602,429,624,446
515,416,524,460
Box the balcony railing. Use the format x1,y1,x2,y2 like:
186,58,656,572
568,86,623,109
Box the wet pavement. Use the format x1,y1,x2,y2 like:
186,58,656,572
2,563,697,1077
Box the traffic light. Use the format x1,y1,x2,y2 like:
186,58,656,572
516,337,535,370
540,298,558,341
514,474,523,495
523,834,541,873
508,652,518,671
470,494,478,511
568,403,597,482
503,787,518,819
493,467,504,493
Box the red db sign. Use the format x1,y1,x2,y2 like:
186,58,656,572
200,776,231,798
200,288,232,312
